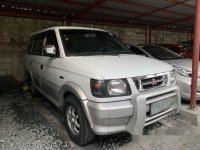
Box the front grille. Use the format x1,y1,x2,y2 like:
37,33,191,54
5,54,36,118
133,73,168,92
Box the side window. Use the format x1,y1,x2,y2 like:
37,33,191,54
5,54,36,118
43,30,59,57
31,36,44,55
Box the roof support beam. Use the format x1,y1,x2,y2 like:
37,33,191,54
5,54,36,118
190,0,200,109
0,10,66,21
99,7,175,21
112,0,189,16
157,15,194,27
55,0,180,21
132,0,190,20
50,0,193,26
166,0,195,8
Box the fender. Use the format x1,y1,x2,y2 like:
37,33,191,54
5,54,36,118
59,81,87,109
59,82,94,128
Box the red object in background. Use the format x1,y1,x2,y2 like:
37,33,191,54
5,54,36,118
185,46,193,59
183,46,200,61
158,44,187,57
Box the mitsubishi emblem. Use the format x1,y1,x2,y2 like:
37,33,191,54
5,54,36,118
152,78,158,86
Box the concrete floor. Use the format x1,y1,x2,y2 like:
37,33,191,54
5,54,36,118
0,92,69,150
1,91,200,150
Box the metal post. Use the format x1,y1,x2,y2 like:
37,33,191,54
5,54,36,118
64,20,67,26
190,0,200,109
64,20,71,26
148,28,152,44
145,27,148,44
187,32,190,41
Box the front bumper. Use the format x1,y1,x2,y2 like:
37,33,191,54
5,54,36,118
83,85,180,135
176,74,200,100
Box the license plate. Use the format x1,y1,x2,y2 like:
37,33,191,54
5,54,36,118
150,98,172,116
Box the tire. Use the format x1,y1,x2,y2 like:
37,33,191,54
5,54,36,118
30,81,41,98
64,95,95,145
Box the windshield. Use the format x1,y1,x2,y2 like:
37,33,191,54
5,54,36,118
59,29,132,56
142,45,182,60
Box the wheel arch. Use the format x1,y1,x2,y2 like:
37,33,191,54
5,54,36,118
25,70,33,82
60,82,94,129
59,82,87,110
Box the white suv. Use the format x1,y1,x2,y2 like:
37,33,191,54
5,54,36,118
25,26,181,145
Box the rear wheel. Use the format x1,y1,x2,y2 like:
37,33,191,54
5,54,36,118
64,95,95,145
30,81,41,98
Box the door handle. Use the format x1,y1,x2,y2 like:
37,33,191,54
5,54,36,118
30,61,32,66
60,76,64,79
40,65,43,70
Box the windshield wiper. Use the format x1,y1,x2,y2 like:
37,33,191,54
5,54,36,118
160,57,182,60
103,51,134,55
67,51,133,56
70,51,104,56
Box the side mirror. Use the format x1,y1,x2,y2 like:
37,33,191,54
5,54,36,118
43,45,56,56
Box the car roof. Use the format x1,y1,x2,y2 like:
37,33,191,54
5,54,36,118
30,26,108,36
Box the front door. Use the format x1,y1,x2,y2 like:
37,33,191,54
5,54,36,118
40,30,60,103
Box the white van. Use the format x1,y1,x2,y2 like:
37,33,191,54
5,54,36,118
25,26,180,145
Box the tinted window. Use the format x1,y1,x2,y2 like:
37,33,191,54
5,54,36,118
31,36,44,55
166,47,179,53
59,30,132,56
46,31,57,46
129,46,146,55
143,46,182,60
44,31,59,57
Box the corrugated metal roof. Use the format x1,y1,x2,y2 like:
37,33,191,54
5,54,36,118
102,1,152,14
167,5,194,15
0,0,195,31
128,0,172,8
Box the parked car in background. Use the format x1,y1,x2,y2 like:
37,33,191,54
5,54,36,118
128,44,200,101
159,43,199,61
179,40,196,60
180,40,193,47
25,26,180,145
183,46,200,61
158,44,187,57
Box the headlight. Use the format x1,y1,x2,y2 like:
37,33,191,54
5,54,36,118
170,71,176,84
175,68,191,77
90,79,131,97
107,79,126,95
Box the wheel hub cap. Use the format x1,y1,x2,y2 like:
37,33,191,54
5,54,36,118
66,106,80,135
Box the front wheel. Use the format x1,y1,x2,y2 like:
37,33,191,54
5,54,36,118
64,95,95,145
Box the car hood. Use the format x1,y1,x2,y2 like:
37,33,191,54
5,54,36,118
164,59,200,71
71,54,173,79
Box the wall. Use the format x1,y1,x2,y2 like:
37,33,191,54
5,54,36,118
0,16,189,82
71,23,189,44
0,16,63,82
151,30,188,44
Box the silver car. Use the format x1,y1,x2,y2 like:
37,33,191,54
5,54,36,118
128,44,200,100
